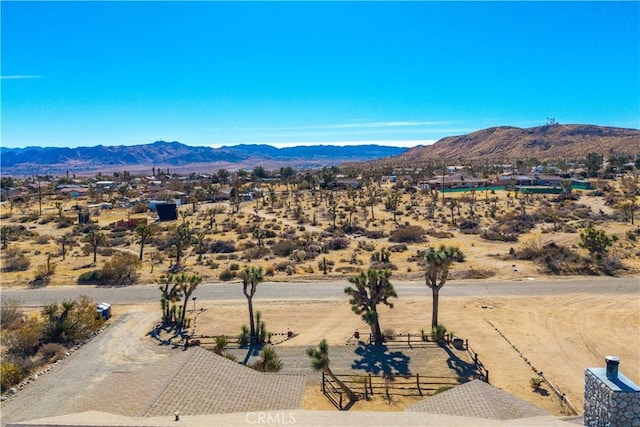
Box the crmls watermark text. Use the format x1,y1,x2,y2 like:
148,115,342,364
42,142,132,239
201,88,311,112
245,412,296,425
245,411,296,425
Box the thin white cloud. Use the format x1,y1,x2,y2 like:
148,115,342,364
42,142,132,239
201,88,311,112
1,75,43,80
214,120,455,133
211,139,437,149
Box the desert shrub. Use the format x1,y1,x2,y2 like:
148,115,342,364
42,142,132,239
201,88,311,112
388,225,425,243
18,213,39,223
324,237,350,251
334,266,360,274
4,316,44,356
357,240,376,251
370,261,397,270
599,255,624,276
275,261,295,272
2,247,31,272
77,270,103,284
209,239,237,253
530,377,543,391
272,239,300,257
388,244,408,252
99,252,140,286
242,247,269,260
31,263,56,288
514,241,588,275
1,298,24,330
41,296,104,345
481,230,518,242
1,362,25,392
219,269,235,281
39,214,56,224
432,324,447,341
264,265,275,276
131,202,148,213
450,268,495,280
37,343,67,363
303,250,320,261
229,263,240,271
290,249,307,263
56,216,75,228
364,229,385,239
35,234,51,244
382,328,395,341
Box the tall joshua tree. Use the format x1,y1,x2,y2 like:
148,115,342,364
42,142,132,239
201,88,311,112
135,223,155,261
176,273,202,331
344,269,397,345
84,231,106,264
240,266,264,343
307,339,357,403
424,245,463,329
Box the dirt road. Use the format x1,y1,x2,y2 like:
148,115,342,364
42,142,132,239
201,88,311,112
0,309,171,426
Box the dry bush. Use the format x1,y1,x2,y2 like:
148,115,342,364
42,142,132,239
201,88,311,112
209,240,236,253
1,298,25,330
37,343,67,363
2,247,31,272
388,225,425,243
100,252,140,286
4,316,44,356
1,362,25,392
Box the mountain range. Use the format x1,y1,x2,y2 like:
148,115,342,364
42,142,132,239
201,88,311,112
0,142,407,176
2,124,638,176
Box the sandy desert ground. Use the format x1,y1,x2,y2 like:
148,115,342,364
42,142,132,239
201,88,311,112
1,184,639,419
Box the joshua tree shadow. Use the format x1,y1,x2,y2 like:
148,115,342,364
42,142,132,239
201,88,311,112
351,343,411,375
440,343,481,380
241,344,263,365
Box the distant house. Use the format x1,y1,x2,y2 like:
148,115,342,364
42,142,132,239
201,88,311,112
56,185,90,198
335,177,362,190
498,174,564,187
421,175,491,190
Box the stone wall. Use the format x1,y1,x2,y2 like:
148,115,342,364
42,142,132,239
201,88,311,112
584,367,640,427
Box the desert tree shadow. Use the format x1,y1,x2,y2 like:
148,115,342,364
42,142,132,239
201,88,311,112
241,343,263,365
351,343,411,375
534,387,550,396
440,343,480,380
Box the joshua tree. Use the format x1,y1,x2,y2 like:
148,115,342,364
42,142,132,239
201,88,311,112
173,223,192,269
1,225,16,249
344,269,397,345
307,339,357,402
424,245,463,329
579,227,616,260
240,266,264,343
135,223,155,261
84,231,106,264
158,274,182,325
54,201,64,218
176,273,202,331
386,191,402,225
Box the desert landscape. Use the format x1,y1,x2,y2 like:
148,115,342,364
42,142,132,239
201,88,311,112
1,164,639,423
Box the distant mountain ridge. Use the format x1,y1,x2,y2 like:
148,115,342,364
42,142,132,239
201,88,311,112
367,124,640,166
0,141,407,175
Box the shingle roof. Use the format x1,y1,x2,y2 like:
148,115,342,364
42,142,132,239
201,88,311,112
405,379,551,420
69,347,306,417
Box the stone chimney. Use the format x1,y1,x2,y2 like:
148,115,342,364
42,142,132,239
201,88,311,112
584,356,640,427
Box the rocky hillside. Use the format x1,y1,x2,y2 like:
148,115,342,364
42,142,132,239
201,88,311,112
370,124,640,166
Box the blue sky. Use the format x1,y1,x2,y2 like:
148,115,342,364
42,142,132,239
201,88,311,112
2,1,639,149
